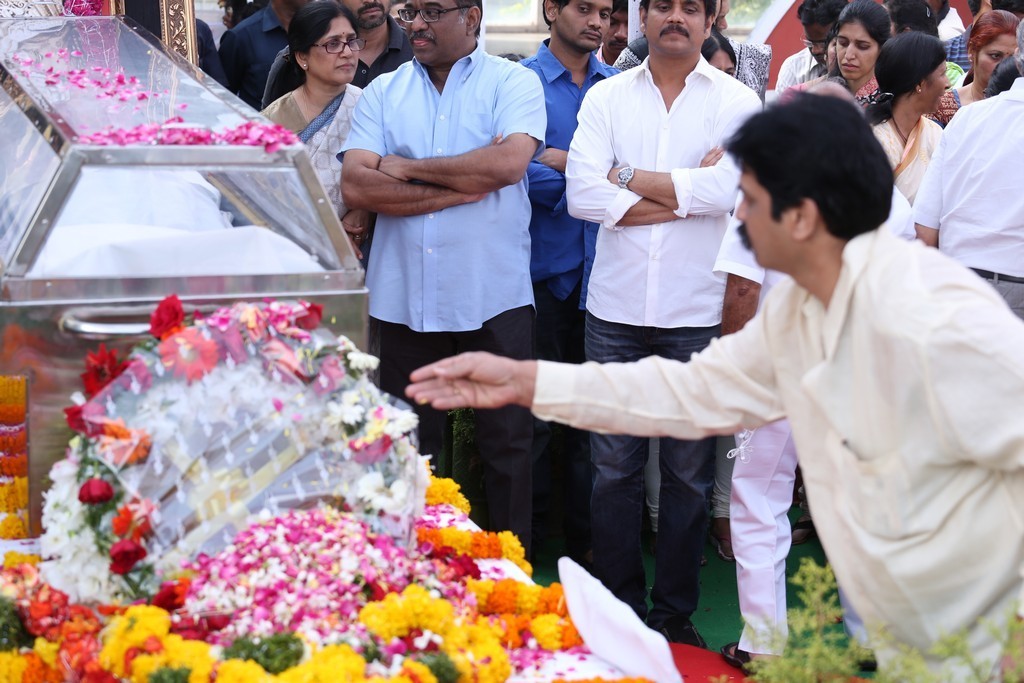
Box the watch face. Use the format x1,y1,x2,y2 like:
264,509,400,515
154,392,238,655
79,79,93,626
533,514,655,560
618,167,633,187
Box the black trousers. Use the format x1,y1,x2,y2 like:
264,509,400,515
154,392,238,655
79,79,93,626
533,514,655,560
374,305,535,553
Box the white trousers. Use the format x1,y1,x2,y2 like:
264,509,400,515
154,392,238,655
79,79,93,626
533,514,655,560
731,419,798,655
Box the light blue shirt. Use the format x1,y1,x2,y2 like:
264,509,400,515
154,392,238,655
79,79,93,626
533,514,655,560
342,43,546,332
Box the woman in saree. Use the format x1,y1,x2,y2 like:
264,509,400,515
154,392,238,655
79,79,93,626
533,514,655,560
867,31,948,205
262,1,369,255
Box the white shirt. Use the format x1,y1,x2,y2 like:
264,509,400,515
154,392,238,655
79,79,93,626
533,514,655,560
775,49,826,93
566,57,762,328
534,228,1024,674
937,6,966,41
914,79,1024,276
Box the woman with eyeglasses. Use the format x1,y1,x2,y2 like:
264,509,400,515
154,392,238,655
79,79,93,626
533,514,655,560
262,0,370,255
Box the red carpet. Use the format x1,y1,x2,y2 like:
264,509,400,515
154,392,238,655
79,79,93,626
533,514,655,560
671,643,751,682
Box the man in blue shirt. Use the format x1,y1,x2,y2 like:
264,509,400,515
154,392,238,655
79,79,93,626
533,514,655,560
341,0,546,551
520,0,617,568
219,0,310,109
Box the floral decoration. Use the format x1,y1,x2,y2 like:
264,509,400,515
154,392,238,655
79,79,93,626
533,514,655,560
41,296,424,604
0,377,33,568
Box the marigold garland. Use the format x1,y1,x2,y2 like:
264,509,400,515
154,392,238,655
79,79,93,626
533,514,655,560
0,454,27,478
466,579,567,618
417,528,532,576
0,513,27,539
0,478,28,514
425,476,471,514
552,679,654,683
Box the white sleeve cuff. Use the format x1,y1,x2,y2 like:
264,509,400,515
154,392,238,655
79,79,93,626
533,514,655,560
604,187,643,231
671,167,694,218
532,360,579,418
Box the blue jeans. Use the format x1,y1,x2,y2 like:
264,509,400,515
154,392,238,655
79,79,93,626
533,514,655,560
585,312,718,627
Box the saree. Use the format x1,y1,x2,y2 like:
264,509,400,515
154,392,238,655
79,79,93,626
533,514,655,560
262,87,363,219
872,116,943,205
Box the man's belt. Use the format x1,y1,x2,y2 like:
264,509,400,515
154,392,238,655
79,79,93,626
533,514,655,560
970,268,1024,285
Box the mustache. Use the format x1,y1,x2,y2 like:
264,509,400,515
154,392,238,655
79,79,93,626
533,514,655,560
660,24,689,37
359,1,385,12
737,223,752,250
409,30,436,43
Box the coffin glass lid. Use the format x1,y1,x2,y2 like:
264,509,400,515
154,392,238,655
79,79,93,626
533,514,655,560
0,17,246,137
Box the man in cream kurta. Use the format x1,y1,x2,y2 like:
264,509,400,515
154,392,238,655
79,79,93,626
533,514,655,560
406,94,1024,676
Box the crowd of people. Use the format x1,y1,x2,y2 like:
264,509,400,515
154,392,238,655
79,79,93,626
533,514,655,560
199,0,1024,675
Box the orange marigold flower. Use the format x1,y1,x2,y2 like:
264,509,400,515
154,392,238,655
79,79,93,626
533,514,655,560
0,453,28,478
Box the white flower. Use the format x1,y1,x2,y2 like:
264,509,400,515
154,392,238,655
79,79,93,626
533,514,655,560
346,351,379,372
354,472,410,516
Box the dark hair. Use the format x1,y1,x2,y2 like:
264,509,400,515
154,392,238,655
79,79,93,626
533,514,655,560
992,0,1024,15
701,27,737,65
612,0,628,13
886,0,938,36
866,31,945,123
266,1,358,103
797,0,847,27
542,0,569,27
498,52,527,61
967,0,982,16
727,93,893,241
837,0,892,48
640,0,718,21
985,54,1021,95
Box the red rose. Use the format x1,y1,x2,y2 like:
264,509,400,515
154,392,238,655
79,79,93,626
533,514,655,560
204,614,231,631
295,302,323,331
78,478,114,505
149,295,185,340
64,404,86,433
151,580,187,612
109,539,147,575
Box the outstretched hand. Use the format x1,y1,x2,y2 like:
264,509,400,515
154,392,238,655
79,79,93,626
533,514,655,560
406,352,537,411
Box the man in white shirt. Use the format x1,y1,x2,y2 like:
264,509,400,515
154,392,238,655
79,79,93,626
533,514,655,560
775,0,846,92
914,25,1024,320
563,0,760,646
407,93,1024,678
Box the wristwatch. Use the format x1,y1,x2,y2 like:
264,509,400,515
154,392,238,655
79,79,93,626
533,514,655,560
617,166,634,190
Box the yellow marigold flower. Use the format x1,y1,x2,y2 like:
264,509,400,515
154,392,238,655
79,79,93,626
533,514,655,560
465,578,493,610
129,652,169,683
443,622,511,683
277,643,366,683
0,513,26,539
99,605,173,677
2,551,39,569
530,614,565,650
400,660,439,683
163,635,216,683
215,658,277,683
497,531,532,576
515,583,542,615
0,651,28,681
359,584,455,642
33,637,59,667
425,476,471,514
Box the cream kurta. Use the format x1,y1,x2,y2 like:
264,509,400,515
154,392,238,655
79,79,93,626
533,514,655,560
534,228,1024,675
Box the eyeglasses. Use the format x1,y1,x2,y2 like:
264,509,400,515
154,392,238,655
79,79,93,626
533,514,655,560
801,38,829,48
396,6,463,22
312,37,366,53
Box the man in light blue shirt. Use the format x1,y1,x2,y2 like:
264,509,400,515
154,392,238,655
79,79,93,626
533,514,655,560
342,0,546,551
520,0,617,569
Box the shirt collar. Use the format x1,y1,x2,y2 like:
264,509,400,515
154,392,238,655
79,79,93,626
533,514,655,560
534,40,607,84
1007,77,1024,100
261,6,284,33
638,53,719,85
385,15,409,52
806,229,883,359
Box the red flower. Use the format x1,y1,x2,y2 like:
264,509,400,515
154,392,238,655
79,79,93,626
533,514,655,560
158,328,219,383
64,404,86,433
151,578,189,612
78,478,114,505
149,295,185,340
109,539,147,575
295,302,324,330
81,344,129,398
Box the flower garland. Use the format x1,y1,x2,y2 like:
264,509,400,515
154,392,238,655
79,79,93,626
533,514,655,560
466,579,567,618
0,376,32,568
417,527,532,577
